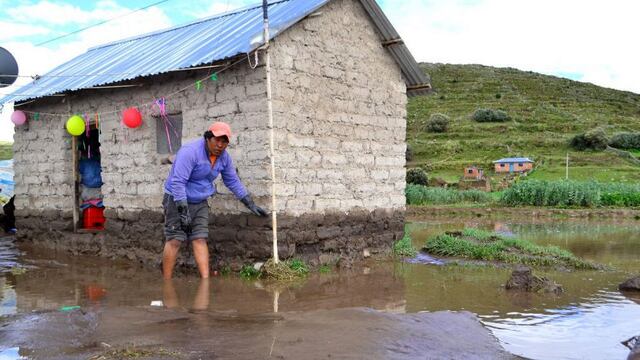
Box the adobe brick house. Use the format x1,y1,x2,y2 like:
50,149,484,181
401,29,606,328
493,158,534,174
463,166,484,180
2,0,430,268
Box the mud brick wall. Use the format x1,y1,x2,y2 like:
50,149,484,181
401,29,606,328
270,0,407,215
12,0,407,266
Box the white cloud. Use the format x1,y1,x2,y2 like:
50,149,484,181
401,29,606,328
7,0,122,25
0,22,50,41
0,2,173,142
382,0,640,93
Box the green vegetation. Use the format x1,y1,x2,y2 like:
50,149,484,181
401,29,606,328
393,227,417,257
406,184,491,205
425,113,450,132
409,63,640,183
609,132,640,149
262,258,310,281
318,265,332,274
0,141,12,160
406,168,428,185
472,108,511,122
501,180,640,207
239,265,260,279
287,258,309,275
423,229,600,269
570,128,609,151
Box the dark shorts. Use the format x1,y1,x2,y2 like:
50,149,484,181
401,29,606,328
163,193,209,242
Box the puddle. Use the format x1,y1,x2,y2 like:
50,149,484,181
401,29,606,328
0,218,639,359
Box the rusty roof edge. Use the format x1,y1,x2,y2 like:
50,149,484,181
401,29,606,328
358,0,430,97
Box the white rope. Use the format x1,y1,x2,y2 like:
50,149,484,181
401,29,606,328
247,49,260,69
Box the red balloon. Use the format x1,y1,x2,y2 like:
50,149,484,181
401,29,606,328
122,107,142,128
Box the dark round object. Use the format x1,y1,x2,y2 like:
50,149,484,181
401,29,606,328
0,47,19,88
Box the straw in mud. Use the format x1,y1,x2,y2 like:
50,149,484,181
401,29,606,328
262,258,300,281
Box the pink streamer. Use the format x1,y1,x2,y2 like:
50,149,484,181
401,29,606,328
155,98,173,153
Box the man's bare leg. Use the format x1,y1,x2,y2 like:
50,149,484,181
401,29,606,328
162,240,181,279
192,238,210,278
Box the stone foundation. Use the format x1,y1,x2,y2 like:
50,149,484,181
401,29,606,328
15,209,404,271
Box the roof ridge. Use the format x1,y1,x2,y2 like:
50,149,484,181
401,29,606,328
88,0,290,51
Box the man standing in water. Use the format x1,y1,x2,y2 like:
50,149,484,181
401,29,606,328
162,121,267,279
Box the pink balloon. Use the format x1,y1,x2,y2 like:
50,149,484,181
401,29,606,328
11,111,26,126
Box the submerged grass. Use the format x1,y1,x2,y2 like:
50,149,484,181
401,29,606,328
423,228,601,270
393,226,417,257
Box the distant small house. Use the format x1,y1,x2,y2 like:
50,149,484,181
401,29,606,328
463,166,484,180
493,157,534,173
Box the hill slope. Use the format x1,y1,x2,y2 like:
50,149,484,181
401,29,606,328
407,63,640,183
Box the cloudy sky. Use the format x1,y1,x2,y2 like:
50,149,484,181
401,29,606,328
0,0,638,142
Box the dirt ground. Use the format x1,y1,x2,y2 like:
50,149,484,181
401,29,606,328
0,306,515,359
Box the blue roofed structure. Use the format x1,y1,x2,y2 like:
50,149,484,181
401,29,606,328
0,0,429,105
492,158,534,164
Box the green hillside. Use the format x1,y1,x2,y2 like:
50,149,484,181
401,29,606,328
0,142,11,161
407,63,640,183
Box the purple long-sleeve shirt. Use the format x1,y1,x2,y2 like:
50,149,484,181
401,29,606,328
164,138,248,203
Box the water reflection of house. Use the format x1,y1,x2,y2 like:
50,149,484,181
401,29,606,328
493,157,533,173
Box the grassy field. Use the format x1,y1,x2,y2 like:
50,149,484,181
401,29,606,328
0,142,12,161
408,63,640,183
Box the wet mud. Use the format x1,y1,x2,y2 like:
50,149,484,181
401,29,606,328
0,306,513,359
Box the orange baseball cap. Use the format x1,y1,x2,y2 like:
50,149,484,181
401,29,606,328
208,121,232,140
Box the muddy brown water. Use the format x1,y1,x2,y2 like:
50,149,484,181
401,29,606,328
0,218,639,359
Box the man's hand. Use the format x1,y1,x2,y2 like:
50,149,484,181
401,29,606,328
175,200,192,233
241,195,268,217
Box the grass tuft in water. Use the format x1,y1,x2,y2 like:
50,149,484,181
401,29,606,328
393,227,417,257
239,265,260,279
262,258,310,281
423,228,602,270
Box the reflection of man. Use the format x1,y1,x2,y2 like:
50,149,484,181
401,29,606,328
163,279,210,311
162,122,267,279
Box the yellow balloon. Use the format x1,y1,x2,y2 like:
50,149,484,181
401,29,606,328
66,115,85,136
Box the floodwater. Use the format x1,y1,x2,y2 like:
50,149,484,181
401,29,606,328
0,218,639,359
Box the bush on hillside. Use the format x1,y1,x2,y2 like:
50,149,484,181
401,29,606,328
425,113,450,133
609,132,640,149
570,128,609,151
472,108,511,122
406,168,428,186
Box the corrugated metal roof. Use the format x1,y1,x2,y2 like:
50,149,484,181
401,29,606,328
493,158,534,163
1,0,429,105
358,0,431,96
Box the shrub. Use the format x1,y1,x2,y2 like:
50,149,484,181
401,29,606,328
406,168,428,186
472,108,511,122
570,128,608,151
425,113,450,133
609,132,640,149
406,184,492,205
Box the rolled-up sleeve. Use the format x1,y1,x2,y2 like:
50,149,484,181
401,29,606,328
220,153,248,199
